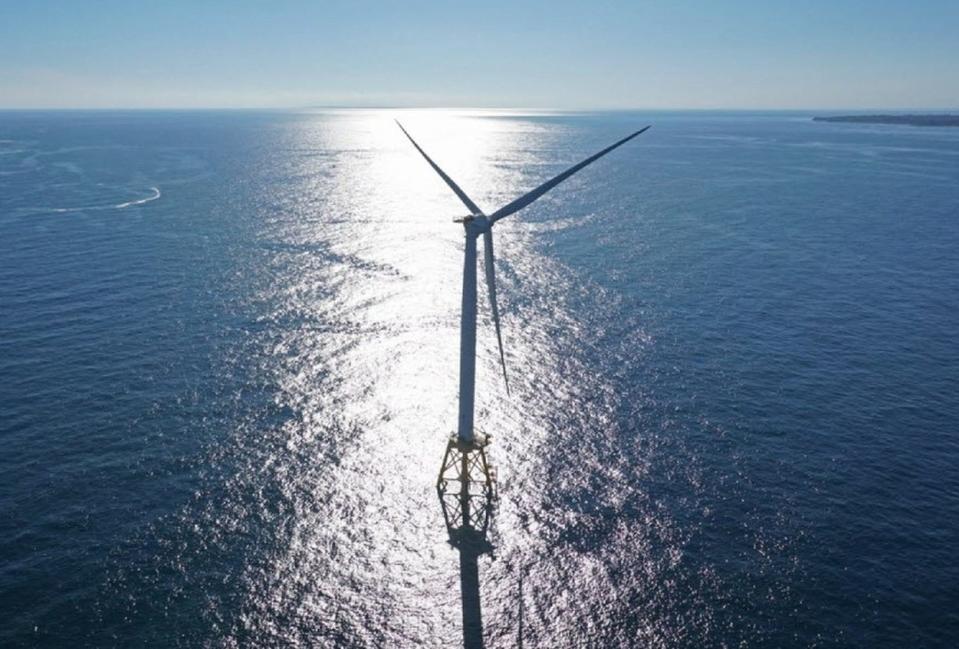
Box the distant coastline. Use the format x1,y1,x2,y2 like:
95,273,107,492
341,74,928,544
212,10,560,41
813,114,959,127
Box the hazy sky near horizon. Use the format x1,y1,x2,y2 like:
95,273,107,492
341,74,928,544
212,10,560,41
1,1,957,110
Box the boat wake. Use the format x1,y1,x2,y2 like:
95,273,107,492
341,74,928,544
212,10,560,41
26,186,161,214
113,186,161,209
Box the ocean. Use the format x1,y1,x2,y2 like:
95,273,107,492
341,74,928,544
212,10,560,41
1,109,957,647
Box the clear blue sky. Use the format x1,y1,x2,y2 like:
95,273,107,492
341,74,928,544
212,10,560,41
1,0,957,109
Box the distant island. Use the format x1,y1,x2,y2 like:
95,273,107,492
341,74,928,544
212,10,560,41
813,114,959,127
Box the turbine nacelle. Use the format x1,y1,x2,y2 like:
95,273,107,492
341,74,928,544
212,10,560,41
453,214,491,236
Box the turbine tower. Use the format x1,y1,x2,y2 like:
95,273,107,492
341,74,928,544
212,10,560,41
398,120,649,648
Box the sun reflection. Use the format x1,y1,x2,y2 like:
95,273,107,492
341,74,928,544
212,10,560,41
212,109,671,647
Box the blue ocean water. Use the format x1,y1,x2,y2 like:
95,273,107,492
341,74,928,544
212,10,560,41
1,109,957,647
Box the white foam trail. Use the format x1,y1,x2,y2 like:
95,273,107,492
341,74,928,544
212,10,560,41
24,186,161,214
114,186,161,209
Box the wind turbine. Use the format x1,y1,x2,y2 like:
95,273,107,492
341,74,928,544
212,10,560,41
398,120,649,648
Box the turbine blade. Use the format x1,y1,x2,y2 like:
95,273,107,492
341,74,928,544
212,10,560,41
483,230,510,396
489,126,650,223
396,120,482,215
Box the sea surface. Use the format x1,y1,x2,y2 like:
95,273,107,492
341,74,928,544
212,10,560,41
1,109,958,648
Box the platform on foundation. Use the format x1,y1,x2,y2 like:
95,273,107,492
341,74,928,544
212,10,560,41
437,433,496,552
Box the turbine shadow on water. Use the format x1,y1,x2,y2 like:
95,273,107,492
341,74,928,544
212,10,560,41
458,533,488,649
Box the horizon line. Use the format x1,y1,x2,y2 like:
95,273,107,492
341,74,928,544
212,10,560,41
2,105,959,113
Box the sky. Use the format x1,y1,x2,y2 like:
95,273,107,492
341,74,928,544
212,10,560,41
1,0,957,110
